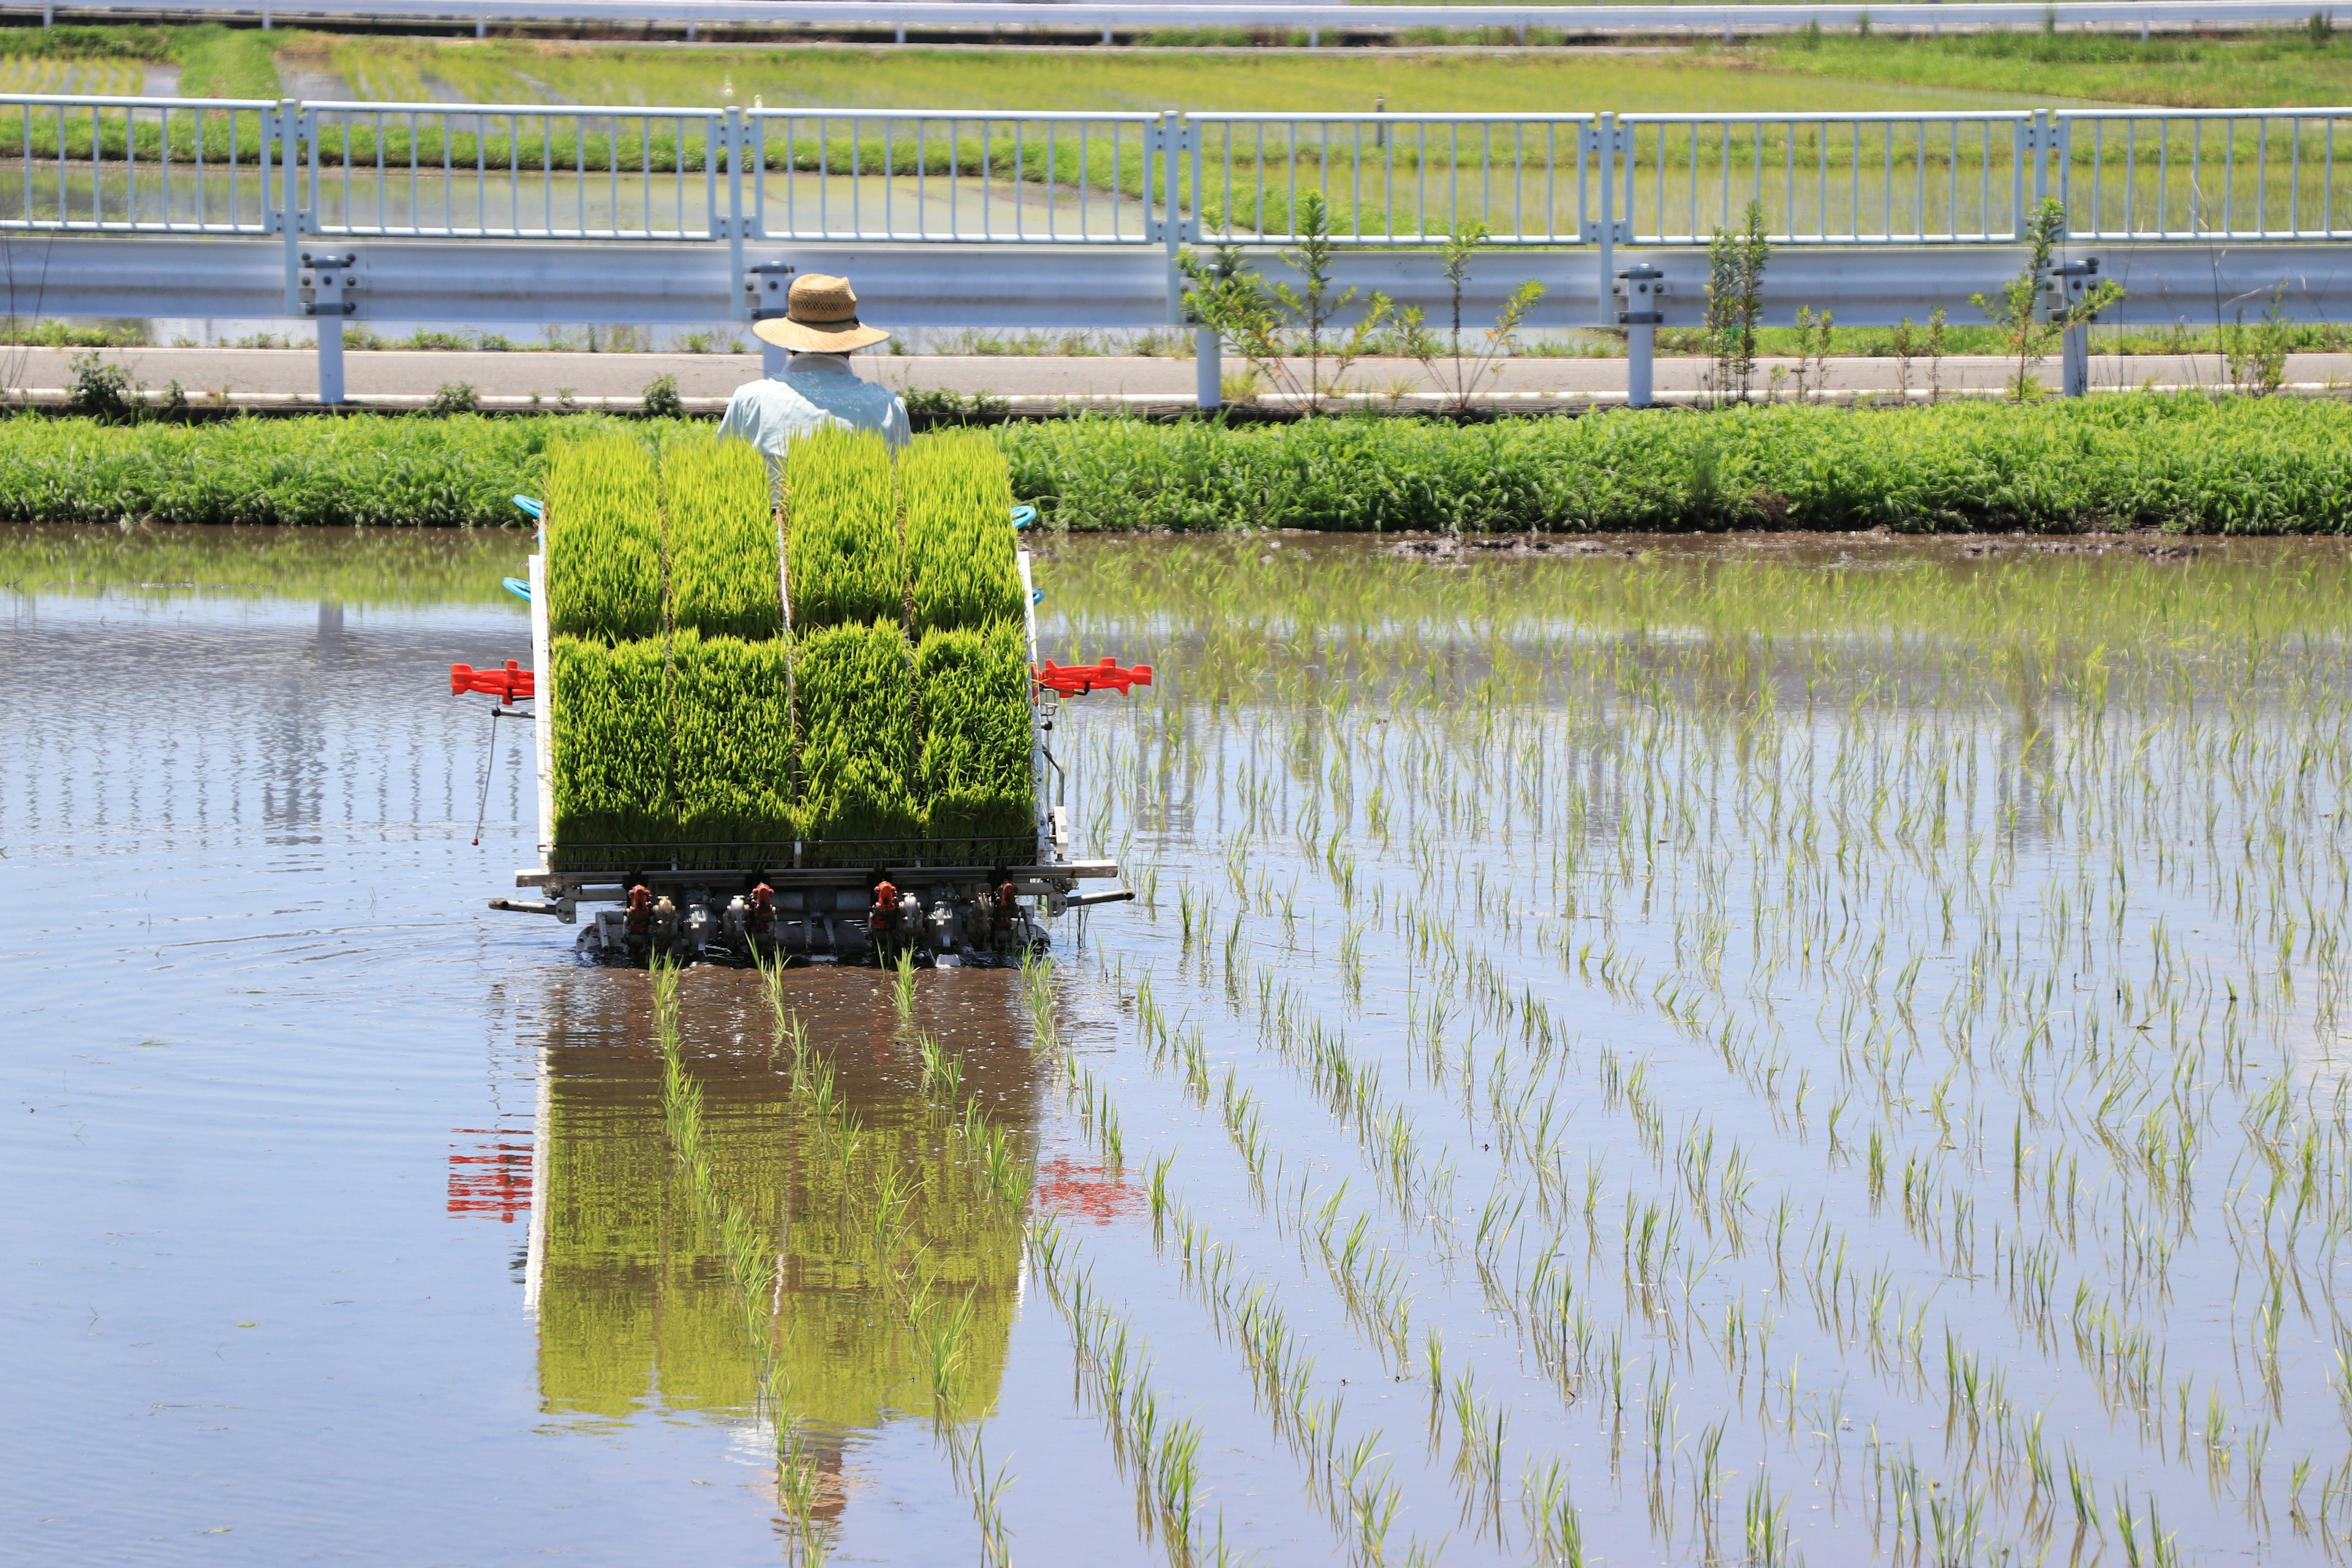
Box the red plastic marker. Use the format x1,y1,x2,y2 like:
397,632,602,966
450,660,536,704
1035,657,1153,697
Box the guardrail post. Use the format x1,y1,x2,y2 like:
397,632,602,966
1593,115,1618,329
1189,255,1222,411
1159,110,1186,326
300,251,355,407
2049,257,2101,398
725,106,747,320
1616,263,1664,410
2033,109,2051,211
275,99,303,315
747,263,794,377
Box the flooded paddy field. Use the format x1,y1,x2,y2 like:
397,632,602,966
8,523,2352,1566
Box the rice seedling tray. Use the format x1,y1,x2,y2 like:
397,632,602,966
505,433,1115,968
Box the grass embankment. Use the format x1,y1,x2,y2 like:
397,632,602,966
0,23,277,97
15,24,2350,116
313,30,2352,113
1005,397,2352,533
6,398,2351,535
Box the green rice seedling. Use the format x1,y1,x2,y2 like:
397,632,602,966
546,430,661,642
549,634,670,858
894,951,918,1026
667,628,794,846
902,429,1022,634
793,619,920,858
785,427,903,631
916,621,1035,851
663,435,781,640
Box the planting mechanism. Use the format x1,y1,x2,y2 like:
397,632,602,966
466,502,1140,969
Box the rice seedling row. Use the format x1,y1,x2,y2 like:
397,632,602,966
1000,534,2352,1563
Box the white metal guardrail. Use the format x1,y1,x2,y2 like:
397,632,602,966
745,108,1163,243
6,0,2347,39
1189,112,1598,245
11,91,2352,409
9,94,2351,248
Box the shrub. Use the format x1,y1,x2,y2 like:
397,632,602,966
549,634,670,860
903,430,1023,634
639,373,685,420
663,436,780,639
546,431,662,642
668,629,795,846
916,622,1035,854
785,427,904,629
794,619,919,859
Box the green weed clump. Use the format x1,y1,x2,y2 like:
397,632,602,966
903,431,1023,633
794,619,921,859
547,431,662,641
785,428,904,630
668,629,795,846
916,623,1035,852
998,396,2352,535
663,437,781,640
549,635,669,858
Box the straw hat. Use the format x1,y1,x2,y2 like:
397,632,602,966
752,273,890,352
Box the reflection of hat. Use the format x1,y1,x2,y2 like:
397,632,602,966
752,274,891,352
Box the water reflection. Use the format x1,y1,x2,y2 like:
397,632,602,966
528,965,1043,1469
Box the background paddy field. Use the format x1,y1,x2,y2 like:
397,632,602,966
7,23,2352,112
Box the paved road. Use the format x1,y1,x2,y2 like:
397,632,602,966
9,345,2349,409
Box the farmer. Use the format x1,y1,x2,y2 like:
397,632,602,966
719,273,910,462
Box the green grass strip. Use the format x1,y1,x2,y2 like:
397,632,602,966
12,396,2352,537
547,431,662,643
786,428,905,630
663,436,780,641
903,430,1023,635
1000,396,2352,535
550,633,669,859
669,628,796,846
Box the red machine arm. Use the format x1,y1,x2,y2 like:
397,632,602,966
450,661,536,703
1035,658,1153,697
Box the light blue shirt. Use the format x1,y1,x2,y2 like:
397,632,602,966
717,355,911,462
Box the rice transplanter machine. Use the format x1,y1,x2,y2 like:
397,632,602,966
462,498,1145,968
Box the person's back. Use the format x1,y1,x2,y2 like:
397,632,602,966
718,355,909,460
720,273,910,465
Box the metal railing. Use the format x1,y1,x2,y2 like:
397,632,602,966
1617,111,2037,245
747,108,1161,243
1190,113,1597,245
303,100,729,239
2061,109,2352,241
0,94,276,233
10,92,2352,247
9,0,2348,39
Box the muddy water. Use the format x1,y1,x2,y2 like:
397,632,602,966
9,526,2352,1566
